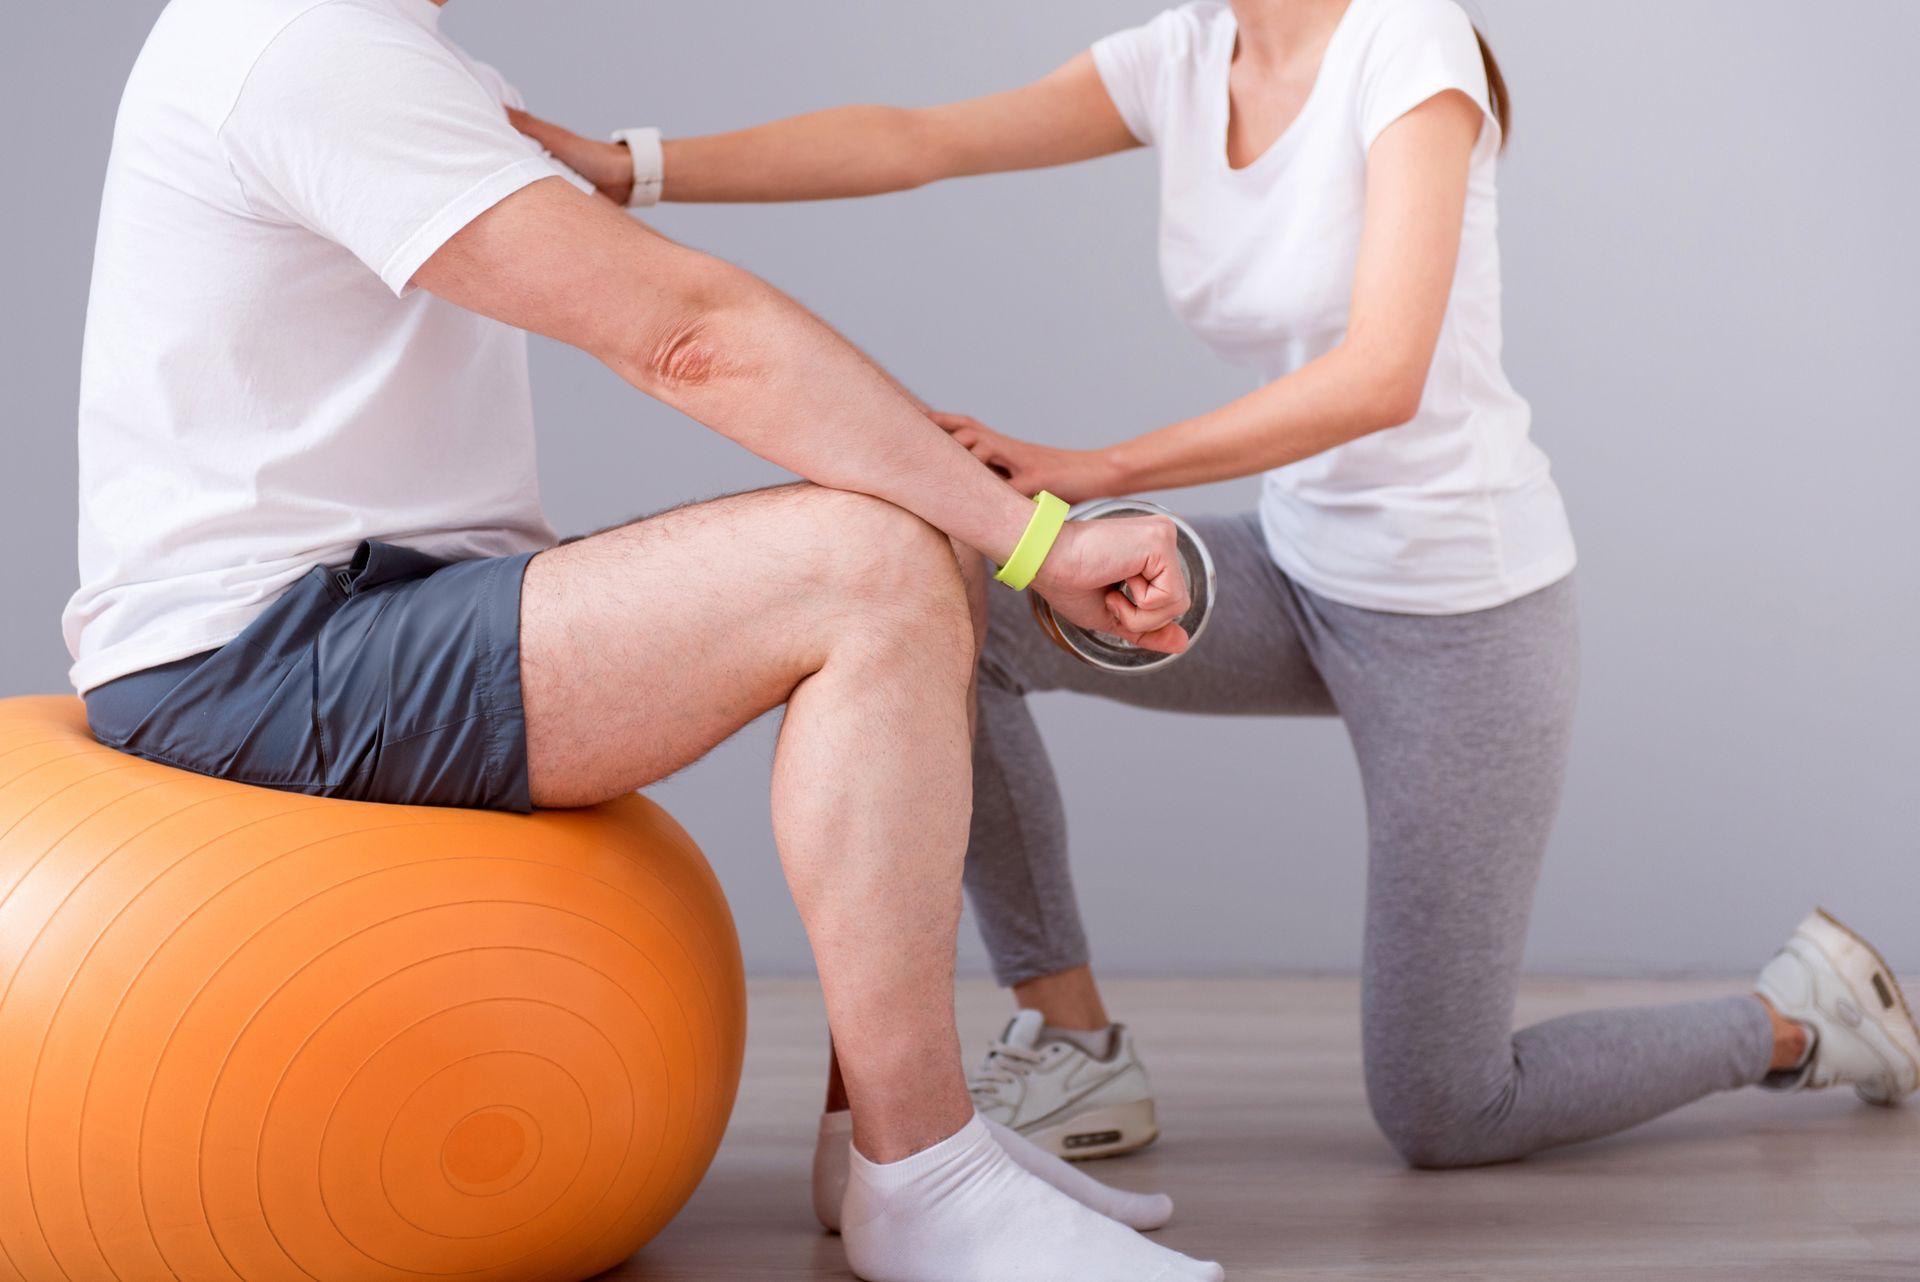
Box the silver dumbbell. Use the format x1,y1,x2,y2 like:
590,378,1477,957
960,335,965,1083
1030,499,1216,673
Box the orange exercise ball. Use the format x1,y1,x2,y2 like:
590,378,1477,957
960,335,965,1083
0,696,746,1282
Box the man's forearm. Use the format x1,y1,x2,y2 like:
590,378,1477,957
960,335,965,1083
607,263,1024,560
809,311,932,415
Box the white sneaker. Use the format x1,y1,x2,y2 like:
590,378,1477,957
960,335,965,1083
968,1010,1159,1160
1756,908,1920,1105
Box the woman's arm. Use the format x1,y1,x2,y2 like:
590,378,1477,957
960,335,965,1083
509,53,1138,205
941,91,1488,501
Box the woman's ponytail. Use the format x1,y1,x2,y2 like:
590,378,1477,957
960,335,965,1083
1473,27,1511,149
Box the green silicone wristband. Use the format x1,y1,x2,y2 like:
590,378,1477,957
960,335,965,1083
994,491,1071,591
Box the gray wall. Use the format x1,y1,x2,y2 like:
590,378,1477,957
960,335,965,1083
5,2,1914,977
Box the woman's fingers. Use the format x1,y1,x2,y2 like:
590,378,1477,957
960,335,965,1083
932,411,993,441
933,414,1038,491
985,453,1037,492
934,413,1049,492
964,438,1014,473
505,106,566,150
935,414,994,455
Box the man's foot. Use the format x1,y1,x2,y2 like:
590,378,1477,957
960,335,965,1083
1755,908,1920,1104
840,1115,1222,1282
814,1109,1173,1234
969,1010,1158,1160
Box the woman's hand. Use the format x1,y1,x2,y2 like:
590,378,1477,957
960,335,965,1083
506,107,636,205
932,412,1121,504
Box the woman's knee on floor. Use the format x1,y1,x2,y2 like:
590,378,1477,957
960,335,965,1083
1364,1055,1523,1170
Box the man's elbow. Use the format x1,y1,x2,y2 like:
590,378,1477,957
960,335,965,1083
643,316,737,392
615,276,770,398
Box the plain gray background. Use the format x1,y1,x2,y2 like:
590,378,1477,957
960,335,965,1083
4,2,1913,979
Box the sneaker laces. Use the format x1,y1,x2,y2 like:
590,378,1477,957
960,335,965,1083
968,1036,1046,1108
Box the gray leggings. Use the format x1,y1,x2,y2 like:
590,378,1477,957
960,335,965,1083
965,512,1774,1168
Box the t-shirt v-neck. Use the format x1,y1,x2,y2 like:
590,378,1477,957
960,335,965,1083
1218,1,1356,173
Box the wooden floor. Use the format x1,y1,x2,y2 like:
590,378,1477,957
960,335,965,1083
607,978,1919,1281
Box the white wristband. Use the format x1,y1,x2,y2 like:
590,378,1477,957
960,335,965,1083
610,127,664,208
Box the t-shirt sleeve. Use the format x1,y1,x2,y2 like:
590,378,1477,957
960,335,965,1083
1090,7,1191,147
220,3,585,296
1354,0,1495,153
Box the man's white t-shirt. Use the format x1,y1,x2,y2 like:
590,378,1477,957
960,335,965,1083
64,0,591,694
1093,0,1576,614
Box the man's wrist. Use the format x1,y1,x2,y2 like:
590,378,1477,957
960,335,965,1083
977,483,1039,573
994,492,1070,591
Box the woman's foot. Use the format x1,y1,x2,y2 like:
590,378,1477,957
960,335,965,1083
840,1115,1222,1282
1755,908,1920,1104
814,1109,1174,1233
969,1010,1160,1159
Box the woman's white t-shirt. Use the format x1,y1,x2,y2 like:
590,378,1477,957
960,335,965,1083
1093,0,1576,614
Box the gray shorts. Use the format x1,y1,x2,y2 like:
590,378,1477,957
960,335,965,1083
83,539,540,812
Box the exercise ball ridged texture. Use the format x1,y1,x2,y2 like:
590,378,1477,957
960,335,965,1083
0,696,746,1282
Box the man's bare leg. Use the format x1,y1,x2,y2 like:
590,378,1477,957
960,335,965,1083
823,534,984,1119
521,486,1217,1280
523,484,976,1158
808,539,1178,1238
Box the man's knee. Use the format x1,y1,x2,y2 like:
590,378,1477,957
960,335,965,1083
788,487,975,653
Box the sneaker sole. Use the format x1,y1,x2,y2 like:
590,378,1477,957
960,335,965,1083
1020,1097,1159,1161
1808,907,1920,1104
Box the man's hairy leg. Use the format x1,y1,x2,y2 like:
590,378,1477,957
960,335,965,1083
518,488,1221,1280
521,483,979,1159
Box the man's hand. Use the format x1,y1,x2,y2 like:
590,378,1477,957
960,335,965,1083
933,412,1122,504
1032,516,1190,655
506,106,635,204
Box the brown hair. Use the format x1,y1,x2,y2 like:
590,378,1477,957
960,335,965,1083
1473,27,1511,148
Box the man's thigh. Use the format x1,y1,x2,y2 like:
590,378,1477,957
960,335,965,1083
519,482,961,808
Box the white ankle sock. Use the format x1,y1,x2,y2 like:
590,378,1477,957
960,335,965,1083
986,1117,1175,1229
814,1110,1173,1233
814,1110,856,1230
1043,1022,1120,1060
840,1114,1223,1282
